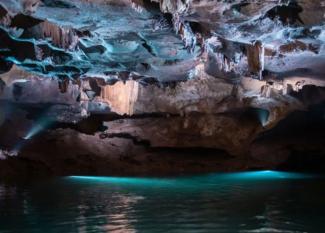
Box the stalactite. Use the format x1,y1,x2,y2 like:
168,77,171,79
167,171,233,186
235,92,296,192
27,20,79,50
100,80,139,115
246,41,265,80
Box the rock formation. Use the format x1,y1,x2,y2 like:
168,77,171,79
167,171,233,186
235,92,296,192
0,0,324,177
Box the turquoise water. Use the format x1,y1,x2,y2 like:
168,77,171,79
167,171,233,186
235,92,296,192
0,171,324,233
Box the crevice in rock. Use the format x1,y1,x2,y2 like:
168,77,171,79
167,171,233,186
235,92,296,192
146,146,233,158
41,0,76,9
105,133,151,147
265,1,304,26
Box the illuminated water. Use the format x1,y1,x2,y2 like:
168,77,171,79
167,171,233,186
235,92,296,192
0,171,324,233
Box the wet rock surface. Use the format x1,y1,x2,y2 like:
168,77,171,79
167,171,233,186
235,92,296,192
0,0,325,177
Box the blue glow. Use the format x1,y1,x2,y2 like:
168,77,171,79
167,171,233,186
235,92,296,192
13,115,54,152
23,117,53,140
69,176,174,186
256,109,270,126
5,56,22,65
216,170,312,180
69,171,314,187
24,124,44,140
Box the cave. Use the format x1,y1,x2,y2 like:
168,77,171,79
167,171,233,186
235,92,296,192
0,0,325,232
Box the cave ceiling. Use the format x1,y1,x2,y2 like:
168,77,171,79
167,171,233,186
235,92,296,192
0,0,323,84
0,0,205,83
0,0,324,123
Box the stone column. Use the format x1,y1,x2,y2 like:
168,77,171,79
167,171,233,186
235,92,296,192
247,40,264,80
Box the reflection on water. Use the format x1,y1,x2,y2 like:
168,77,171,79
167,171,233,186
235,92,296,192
0,171,324,233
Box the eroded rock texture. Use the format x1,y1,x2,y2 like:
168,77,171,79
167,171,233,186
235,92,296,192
0,0,325,177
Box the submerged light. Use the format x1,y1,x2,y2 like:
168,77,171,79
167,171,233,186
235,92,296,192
219,170,311,180
69,171,314,187
68,176,173,186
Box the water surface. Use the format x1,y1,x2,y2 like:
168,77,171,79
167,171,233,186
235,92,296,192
0,171,324,233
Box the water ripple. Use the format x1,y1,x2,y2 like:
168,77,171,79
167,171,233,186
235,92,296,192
0,172,324,233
